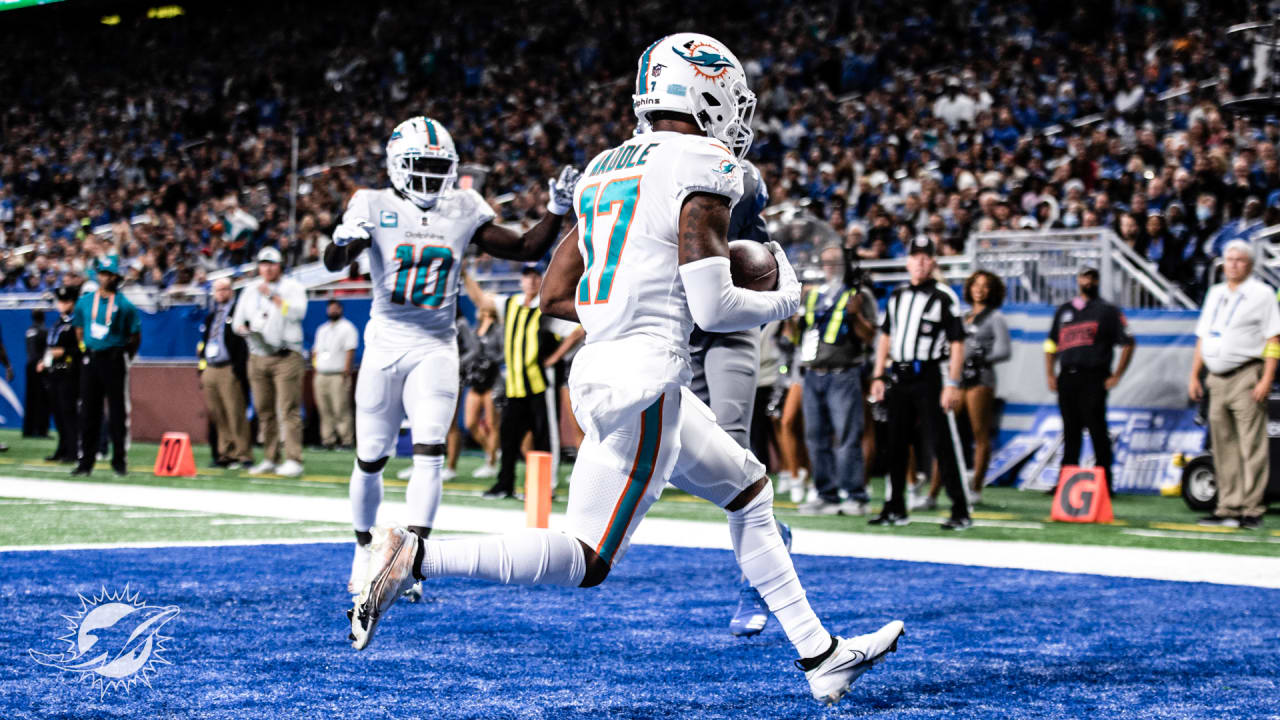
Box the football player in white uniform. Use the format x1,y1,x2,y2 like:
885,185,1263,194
324,116,579,600
347,38,903,705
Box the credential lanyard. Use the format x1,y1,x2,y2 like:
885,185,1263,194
91,292,116,327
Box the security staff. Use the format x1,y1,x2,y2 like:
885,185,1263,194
487,263,556,499
1044,266,1135,492
869,236,971,529
23,309,50,437
796,243,877,516
41,286,81,463
72,257,141,476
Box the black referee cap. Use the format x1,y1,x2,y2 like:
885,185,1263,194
908,236,936,256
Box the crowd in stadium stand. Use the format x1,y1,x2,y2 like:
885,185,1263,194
0,0,1276,301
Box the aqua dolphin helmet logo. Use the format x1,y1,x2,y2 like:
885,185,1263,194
29,585,179,697
673,40,734,79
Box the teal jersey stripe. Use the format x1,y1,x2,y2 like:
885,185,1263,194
636,39,662,96
425,119,439,146
598,397,664,563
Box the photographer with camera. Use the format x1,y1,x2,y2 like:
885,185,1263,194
796,243,878,516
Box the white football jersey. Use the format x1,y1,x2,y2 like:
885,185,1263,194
342,187,495,350
571,130,744,354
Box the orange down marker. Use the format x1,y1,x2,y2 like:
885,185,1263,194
525,451,553,528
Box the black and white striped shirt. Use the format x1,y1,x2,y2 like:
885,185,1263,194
881,280,965,362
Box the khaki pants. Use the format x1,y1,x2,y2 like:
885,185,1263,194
248,351,305,464
202,364,252,463
314,372,354,446
1206,363,1270,519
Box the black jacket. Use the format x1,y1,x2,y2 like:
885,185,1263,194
198,296,249,386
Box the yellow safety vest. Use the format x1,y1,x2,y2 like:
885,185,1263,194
804,287,856,344
504,296,546,398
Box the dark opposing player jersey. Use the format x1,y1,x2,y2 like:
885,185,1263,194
1046,298,1133,371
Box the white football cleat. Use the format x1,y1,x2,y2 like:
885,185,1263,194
348,527,420,650
402,581,423,603
803,620,905,705
348,542,372,597
441,468,457,482
396,466,413,480
472,461,498,479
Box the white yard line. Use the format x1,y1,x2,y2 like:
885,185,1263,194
2,476,1278,589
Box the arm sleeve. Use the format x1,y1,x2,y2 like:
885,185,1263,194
125,305,141,335
341,189,374,226
280,280,308,318
463,189,498,235
679,256,799,333
986,312,1012,363
1045,307,1061,353
942,295,965,342
1115,308,1134,345
671,138,745,232
342,322,359,351
1264,290,1280,338
880,292,893,334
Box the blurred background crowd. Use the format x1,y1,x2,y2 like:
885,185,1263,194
1,0,1277,302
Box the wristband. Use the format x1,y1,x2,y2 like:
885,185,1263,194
944,378,961,388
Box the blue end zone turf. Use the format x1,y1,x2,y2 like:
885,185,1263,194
1,542,1275,718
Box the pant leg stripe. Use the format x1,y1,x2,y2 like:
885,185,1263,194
596,397,664,564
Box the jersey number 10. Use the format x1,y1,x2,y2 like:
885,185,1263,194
577,176,640,305
392,245,453,308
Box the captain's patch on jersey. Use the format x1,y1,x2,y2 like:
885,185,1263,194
380,210,398,228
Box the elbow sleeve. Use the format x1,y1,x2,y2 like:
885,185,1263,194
679,257,799,333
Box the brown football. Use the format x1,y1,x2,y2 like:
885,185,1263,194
728,240,778,291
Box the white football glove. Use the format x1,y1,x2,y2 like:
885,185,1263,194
765,241,802,310
333,220,374,247
547,166,582,216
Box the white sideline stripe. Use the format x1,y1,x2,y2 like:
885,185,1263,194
208,518,304,526
121,511,214,519
1,477,1278,589
0,499,55,505
1123,528,1280,545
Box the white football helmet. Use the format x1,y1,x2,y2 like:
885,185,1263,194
386,116,458,209
632,33,756,159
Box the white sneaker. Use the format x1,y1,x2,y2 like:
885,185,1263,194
804,620,905,705
970,490,983,506
910,494,938,511
775,471,794,496
798,498,842,516
838,500,869,516
396,466,413,480
441,468,457,482
348,542,372,597
275,459,304,478
247,460,276,475
473,462,498,479
348,527,420,650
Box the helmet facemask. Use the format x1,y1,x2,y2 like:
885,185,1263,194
388,151,457,209
692,76,756,159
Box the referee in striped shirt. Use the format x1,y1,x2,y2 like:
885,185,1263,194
869,236,972,529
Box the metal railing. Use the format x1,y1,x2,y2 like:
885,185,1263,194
968,229,1196,309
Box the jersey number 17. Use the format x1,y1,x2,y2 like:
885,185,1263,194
577,176,640,305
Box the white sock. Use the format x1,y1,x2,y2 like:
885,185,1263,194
350,461,384,533
405,453,444,529
727,482,829,659
420,530,586,586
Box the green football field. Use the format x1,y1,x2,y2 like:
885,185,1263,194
1,429,1277,556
